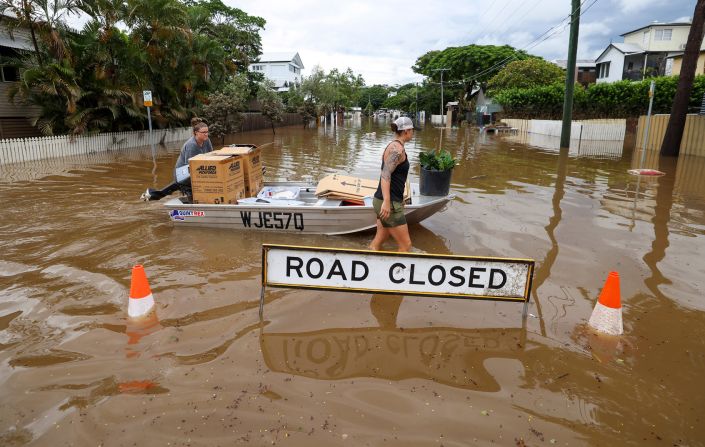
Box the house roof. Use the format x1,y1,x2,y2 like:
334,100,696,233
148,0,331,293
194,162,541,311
256,52,304,69
0,14,34,50
595,43,644,63
0,32,33,51
612,43,645,53
553,59,596,69
620,22,691,37
667,49,705,60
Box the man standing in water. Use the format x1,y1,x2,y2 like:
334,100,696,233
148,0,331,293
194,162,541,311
370,116,414,252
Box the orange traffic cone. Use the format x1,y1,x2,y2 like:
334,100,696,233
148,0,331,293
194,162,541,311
128,264,155,318
588,271,623,335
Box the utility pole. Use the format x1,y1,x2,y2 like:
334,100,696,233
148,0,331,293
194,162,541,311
560,0,581,148
415,82,418,122
431,68,449,123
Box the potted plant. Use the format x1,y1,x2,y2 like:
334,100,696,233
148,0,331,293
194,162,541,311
418,149,458,196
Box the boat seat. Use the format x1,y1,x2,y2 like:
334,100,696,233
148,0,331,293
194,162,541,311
315,198,343,206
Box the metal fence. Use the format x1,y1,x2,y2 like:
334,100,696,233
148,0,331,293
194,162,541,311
636,114,705,157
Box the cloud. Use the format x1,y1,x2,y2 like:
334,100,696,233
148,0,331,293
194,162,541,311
226,0,696,84
617,0,663,14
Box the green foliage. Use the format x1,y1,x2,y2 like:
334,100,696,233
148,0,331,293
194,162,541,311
300,65,365,116
363,100,374,117
419,149,458,171
495,75,705,119
382,83,418,113
1,0,266,134
487,59,565,94
257,79,285,134
413,45,532,86
357,85,389,109
201,73,249,142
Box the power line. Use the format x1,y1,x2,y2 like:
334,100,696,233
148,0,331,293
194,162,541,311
427,0,600,87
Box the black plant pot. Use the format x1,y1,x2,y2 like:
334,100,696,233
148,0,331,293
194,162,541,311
419,166,452,196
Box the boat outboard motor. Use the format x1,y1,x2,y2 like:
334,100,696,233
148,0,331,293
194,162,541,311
140,165,190,201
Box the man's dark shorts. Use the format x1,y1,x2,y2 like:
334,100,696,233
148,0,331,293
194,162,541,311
373,197,407,228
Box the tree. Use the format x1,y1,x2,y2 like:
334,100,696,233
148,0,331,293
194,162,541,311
201,73,249,143
4,0,265,134
660,0,705,156
257,79,284,134
413,44,532,93
382,83,417,112
358,84,389,110
486,58,564,94
301,66,366,124
363,100,373,117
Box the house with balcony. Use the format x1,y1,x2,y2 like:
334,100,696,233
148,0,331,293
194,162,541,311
0,16,42,138
595,21,692,83
248,52,304,92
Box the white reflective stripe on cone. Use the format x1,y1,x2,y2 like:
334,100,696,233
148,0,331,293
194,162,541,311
588,302,623,335
128,294,155,318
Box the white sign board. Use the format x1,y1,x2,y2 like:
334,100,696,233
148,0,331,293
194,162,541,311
262,245,534,302
143,90,152,106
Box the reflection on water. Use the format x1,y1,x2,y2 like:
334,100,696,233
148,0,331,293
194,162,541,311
1,120,705,445
504,132,626,159
261,326,526,391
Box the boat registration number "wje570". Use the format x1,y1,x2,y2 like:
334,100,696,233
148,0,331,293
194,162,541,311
169,210,305,230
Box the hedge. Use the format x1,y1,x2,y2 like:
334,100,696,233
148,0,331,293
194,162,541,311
494,75,705,119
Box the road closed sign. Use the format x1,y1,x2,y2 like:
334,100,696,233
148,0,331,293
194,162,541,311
262,245,534,302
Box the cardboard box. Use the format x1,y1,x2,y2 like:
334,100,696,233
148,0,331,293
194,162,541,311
189,153,245,204
211,145,264,197
315,173,410,204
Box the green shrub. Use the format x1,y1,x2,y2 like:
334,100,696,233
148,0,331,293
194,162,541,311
494,75,705,119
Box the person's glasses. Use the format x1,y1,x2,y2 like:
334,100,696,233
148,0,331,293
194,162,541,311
197,130,209,134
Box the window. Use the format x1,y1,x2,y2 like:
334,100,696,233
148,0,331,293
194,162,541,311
655,29,672,41
251,65,264,71
598,62,611,78
1,66,18,82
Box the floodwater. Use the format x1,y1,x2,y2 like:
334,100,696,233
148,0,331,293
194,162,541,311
1,119,704,446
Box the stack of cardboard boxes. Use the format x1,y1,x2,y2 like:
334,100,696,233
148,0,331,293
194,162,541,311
188,144,264,204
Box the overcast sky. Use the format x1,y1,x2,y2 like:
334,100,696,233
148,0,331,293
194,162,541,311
227,0,697,85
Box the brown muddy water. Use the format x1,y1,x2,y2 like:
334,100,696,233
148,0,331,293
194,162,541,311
1,120,704,446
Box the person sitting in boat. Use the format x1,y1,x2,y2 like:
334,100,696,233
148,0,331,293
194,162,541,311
140,118,213,202
370,116,414,252
174,118,213,200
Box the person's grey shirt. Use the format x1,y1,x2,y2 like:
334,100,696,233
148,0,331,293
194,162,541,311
175,136,213,169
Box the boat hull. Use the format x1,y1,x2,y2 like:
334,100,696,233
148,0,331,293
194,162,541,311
163,183,453,235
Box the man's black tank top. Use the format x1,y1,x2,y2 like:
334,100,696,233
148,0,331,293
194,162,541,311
374,140,410,202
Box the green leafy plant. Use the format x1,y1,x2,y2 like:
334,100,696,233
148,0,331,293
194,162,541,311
419,149,458,171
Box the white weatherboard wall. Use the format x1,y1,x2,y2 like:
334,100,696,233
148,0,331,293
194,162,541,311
596,46,627,84
0,127,191,165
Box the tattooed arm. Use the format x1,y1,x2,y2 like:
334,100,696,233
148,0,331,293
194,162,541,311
378,142,404,220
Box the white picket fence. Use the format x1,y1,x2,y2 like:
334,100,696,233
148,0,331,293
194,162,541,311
502,119,626,141
0,127,191,165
